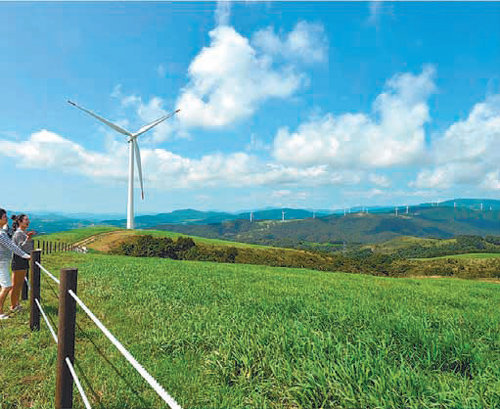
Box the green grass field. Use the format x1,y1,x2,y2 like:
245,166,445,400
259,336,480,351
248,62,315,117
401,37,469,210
367,236,459,253
36,226,273,250
1,252,498,408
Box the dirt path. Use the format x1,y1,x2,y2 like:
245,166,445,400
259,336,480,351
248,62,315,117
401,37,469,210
74,230,139,253
73,230,124,248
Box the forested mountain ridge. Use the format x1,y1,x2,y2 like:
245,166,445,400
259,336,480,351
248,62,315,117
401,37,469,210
154,206,500,245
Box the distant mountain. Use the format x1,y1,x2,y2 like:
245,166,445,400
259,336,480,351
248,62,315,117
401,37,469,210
101,208,331,228
154,205,500,244
438,198,500,210
8,198,499,239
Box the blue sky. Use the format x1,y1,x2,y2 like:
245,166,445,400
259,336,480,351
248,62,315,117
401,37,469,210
0,1,499,214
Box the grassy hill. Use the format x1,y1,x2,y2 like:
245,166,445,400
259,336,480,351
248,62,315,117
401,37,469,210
154,206,500,245
1,251,498,408
33,227,500,280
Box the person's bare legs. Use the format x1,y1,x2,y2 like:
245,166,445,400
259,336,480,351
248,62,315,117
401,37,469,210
10,269,26,309
0,285,12,316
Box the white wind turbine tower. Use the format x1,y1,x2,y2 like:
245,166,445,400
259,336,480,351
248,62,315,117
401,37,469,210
282,210,286,222
68,100,180,229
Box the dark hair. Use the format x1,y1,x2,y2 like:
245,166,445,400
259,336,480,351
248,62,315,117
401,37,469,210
0,208,5,218
11,214,27,231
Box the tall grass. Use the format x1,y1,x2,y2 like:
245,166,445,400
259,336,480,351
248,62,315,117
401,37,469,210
1,253,498,408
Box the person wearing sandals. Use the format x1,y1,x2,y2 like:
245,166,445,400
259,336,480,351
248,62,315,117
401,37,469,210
0,208,30,320
10,214,35,313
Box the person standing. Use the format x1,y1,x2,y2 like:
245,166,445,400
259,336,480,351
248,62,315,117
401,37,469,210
10,214,35,312
0,208,30,319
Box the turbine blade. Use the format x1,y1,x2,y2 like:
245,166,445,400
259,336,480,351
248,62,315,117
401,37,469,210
133,109,180,138
133,139,145,200
68,100,132,137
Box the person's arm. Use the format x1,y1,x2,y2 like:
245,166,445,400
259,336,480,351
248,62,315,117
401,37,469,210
0,233,29,259
14,231,31,250
13,230,29,247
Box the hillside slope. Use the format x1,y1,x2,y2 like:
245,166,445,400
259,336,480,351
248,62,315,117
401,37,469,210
155,206,500,244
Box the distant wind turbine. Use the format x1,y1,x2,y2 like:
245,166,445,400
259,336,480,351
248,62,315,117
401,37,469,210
282,210,286,222
68,100,180,229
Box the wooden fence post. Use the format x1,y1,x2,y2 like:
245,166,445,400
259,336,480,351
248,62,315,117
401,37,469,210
29,250,41,331
55,268,78,409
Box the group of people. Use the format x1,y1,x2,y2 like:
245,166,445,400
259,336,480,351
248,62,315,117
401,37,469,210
0,208,35,320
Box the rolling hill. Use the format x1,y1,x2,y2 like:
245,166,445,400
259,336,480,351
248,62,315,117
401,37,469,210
154,205,500,244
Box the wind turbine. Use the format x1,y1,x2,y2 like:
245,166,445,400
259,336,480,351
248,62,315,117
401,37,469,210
68,100,180,229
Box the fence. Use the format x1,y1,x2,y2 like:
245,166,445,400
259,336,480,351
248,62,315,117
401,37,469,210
35,240,88,255
27,248,182,409
20,241,86,302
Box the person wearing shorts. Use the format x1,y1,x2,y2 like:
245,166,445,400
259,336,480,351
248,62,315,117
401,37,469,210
0,208,30,319
10,214,35,312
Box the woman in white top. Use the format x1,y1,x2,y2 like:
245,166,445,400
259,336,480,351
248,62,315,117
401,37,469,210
10,214,36,312
0,208,30,319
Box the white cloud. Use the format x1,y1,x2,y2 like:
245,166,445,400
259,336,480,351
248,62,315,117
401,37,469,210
413,95,500,190
369,173,390,187
252,21,328,63
111,89,181,143
272,189,308,202
0,130,127,181
272,189,291,198
176,25,306,128
245,134,270,152
0,130,363,190
273,66,436,169
114,18,326,133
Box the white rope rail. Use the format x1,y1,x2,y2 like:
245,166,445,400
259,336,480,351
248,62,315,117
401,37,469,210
35,298,58,344
36,262,60,285
65,357,92,409
68,289,182,409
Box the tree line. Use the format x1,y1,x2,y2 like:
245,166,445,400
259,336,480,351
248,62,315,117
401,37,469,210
114,235,500,279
